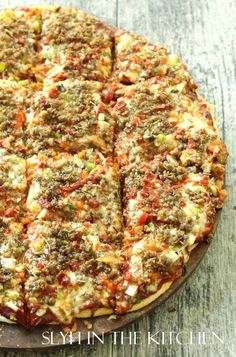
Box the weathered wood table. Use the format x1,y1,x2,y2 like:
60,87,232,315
1,0,236,356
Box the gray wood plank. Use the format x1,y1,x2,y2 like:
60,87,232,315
1,0,236,356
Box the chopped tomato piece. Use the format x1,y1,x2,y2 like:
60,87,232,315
105,281,116,293
15,38,25,45
200,176,209,185
174,129,186,138
162,151,169,161
187,138,196,149
147,245,159,251
39,96,47,107
58,180,84,194
59,141,68,149
43,38,49,45
143,173,163,185
4,208,15,218
139,114,147,120
48,87,60,99
57,272,70,287
131,117,140,126
128,188,136,199
104,86,115,103
37,262,45,270
133,45,141,51
94,242,101,250
141,186,152,198
87,199,99,208
179,200,186,207
40,286,56,297
1,140,10,149
87,175,100,184
155,104,173,112
138,212,154,226
76,201,84,209
143,177,152,185
96,103,106,115
21,217,33,225
69,260,80,272
53,73,68,82
83,221,91,228
115,100,126,111
124,271,132,282
15,111,26,130
160,56,168,64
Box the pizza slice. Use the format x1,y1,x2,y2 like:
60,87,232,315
114,167,225,313
0,219,26,325
111,29,192,84
106,76,195,129
25,79,115,155
123,169,221,240
24,220,123,327
116,158,228,313
37,6,113,81
0,8,41,80
116,225,188,313
110,79,227,182
0,80,35,155
0,150,27,221
26,149,122,231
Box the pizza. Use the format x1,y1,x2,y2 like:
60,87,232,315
0,6,228,328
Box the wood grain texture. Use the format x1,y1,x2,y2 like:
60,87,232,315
1,0,236,356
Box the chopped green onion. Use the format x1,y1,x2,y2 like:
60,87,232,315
67,202,76,210
33,21,41,32
168,54,179,67
59,93,72,102
44,51,52,60
84,161,96,171
192,206,201,215
155,133,166,144
43,168,53,178
159,210,166,218
209,184,218,196
0,62,6,73
18,80,29,87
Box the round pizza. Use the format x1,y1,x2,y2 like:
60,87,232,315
0,6,228,328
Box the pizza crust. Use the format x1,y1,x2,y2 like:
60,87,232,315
76,308,114,318
128,281,173,312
